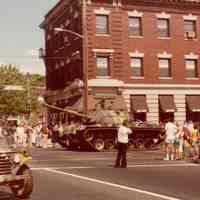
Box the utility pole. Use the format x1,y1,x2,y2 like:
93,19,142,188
82,0,88,115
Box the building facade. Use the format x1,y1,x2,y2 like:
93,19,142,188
40,0,200,125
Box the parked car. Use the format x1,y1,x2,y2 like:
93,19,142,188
0,133,33,198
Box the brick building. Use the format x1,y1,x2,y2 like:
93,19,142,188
40,0,200,125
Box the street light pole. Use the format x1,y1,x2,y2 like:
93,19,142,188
82,0,88,115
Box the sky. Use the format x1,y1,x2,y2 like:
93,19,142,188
0,0,59,75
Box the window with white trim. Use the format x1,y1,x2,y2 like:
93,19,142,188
159,58,171,78
157,18,169,37
96,56,110,77
129,17,142,36
130,57,143,77
96,15,109,34
185,59,198,78
184,20,196,39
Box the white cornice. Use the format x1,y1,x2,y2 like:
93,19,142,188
129,50,144,58
156,12,171,19
124,84,200,90
88,79,124,87
157,51,172,59
88,79,200,90
183,14,197,21
94,7,110,15
92,49,114,54
128,10,143,17
185,53,199,59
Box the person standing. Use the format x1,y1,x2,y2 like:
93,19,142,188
115,120,132,168
164,120,178,160
15,123,26,147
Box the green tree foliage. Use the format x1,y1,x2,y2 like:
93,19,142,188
0,65,45,117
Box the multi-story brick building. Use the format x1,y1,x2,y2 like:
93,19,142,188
40,0,200,125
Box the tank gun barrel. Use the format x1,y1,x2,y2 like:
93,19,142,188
41,101,90,119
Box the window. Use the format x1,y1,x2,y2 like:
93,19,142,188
185,59,198,78
96,15,109,34
129,17,142,36
157,19,169,37
184,20,196,38
159,58,171,78
96,56,110,77
130,57,143,77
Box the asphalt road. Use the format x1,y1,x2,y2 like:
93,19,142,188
1,148,200,200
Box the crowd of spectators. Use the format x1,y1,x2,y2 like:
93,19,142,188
163,120,200,161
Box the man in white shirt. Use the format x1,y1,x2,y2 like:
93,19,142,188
164,120,177,160
16,123,27,147
115,120,132,168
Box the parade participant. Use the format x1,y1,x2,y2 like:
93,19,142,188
191,125,200,160
114,120,132,168
164,119,177,161
31,125,37,147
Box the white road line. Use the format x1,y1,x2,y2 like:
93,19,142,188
31,166,95,170
44,168,182,200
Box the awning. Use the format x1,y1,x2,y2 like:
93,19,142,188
159,95,176,113
131,95,148,113
186,95,200,112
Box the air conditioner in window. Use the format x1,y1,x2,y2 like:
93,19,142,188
185,31,196,39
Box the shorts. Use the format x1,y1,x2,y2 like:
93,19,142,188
165,137,175,144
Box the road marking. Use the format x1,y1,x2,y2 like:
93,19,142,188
31,158,112,162
31,166,95,170
44,168,182,200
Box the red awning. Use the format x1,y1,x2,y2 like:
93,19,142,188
159,95,176,113
131,95,148,113
186,95,200,112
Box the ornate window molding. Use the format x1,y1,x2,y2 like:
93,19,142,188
129,50,144,58
185,53,199,60
183,14,197,21
128,10,143,17
92,49,114,57
157,51,172,59
94,7,110,15
156,12,170,19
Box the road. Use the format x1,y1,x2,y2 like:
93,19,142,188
0,148,200,200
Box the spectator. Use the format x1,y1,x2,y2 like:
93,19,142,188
164,120,177,161
175,124,184,160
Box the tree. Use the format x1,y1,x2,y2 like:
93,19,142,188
0,65,45,117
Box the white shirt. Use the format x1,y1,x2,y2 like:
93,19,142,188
165,122,177,139
117,125,132,144
16,127,25,136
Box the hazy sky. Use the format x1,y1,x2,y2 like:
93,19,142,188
0,0,59,75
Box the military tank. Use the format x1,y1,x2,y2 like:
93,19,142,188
42,97,164,151
56,107,164,152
